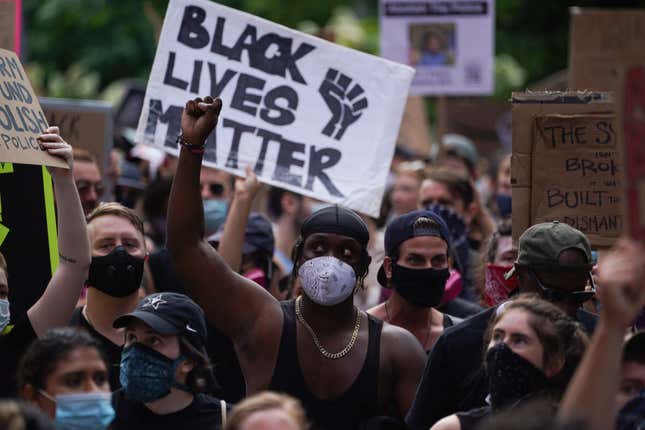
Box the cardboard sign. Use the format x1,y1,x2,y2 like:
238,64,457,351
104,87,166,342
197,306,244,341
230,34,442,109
511,92,622,247
136,0,414,217
40,98,113,175
0,49,67,168
569,8,645,92
0,164,58,319
620,66,645,242
0,0,20,54
379,0,494,96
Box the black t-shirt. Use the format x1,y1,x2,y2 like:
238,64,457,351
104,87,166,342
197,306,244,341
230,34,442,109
406,306,598,430
0,316,37,398
69,307,123,390
111,391,226,430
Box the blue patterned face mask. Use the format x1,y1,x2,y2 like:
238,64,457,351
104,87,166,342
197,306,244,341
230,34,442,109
39,390,114,430
0,299,10,332
119,343,189,402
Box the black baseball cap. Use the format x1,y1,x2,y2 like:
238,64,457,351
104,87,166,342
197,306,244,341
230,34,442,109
113,292,208,347
208,212,275,255
377,210,452,286
301,205,369,248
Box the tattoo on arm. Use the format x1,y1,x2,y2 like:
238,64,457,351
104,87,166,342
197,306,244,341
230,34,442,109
59,253,77,264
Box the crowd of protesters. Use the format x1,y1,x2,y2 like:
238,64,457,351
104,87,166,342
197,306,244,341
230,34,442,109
0,96,643,430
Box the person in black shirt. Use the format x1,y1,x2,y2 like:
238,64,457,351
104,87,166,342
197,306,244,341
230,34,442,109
167,97,426,429
69,202,148,389
111,292,226,430
0,128,91,398
430,295,588,430
368,210,460,352
406,221,599,430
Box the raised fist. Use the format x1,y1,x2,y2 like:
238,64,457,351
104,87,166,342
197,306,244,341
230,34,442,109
319,69,368,140
181,96,223,146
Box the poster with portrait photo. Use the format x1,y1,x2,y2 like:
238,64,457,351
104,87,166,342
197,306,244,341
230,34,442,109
380,0,494,95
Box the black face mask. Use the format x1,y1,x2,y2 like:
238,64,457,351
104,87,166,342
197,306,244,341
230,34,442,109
392,264,449,307
486,343,549,411
87,246,144,297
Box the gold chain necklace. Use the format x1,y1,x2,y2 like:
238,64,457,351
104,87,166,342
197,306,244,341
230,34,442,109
385,301,432,349
295,296,362,360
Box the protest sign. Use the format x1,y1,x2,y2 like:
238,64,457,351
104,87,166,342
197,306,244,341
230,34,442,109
0,163,58,318
40,98,113,175
620,66,645,242
511,91,621,248
569,8,645,92
0,0,20,54
379,0,494,96
136,0,414,217
0,49,67,168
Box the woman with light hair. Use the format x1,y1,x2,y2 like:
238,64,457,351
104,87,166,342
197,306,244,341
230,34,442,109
224,391,308,430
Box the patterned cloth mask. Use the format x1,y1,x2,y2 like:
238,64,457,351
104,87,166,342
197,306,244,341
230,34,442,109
298,256,356,306
483,264,519,306
119,343,189,402
486,342,549,411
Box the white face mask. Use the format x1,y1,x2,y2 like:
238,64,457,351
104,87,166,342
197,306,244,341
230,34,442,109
298,256,356,306
0,299,10,332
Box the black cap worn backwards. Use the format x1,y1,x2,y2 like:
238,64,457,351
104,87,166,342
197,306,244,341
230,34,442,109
113,292,207,348
301,205,369,248
377,210,452,286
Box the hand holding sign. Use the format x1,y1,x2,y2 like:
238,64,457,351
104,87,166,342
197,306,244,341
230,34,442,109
37,126,73,178
180,96,223,146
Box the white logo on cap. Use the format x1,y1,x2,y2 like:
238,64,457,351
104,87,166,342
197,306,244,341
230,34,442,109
186,324,197,333
142,295,167,311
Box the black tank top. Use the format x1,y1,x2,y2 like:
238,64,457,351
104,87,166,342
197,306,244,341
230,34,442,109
268,300,383,430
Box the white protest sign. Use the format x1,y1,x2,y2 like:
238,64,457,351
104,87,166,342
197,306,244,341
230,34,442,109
379,0,494,96
136,0,414,216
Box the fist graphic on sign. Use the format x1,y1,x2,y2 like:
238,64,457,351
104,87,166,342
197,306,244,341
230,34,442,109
318,68,368,140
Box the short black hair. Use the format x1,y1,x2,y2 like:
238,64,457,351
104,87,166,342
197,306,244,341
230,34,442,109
267,187,302,220
18,327,109,391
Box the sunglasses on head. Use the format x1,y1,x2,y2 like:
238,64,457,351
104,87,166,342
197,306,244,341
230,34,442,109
528,269,596,305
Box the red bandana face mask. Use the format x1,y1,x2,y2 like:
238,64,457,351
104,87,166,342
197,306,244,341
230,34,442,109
484,264,518,306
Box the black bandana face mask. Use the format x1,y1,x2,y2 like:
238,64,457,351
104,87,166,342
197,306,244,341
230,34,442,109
87,246,144,297
392,263,449,307
486,342,550,411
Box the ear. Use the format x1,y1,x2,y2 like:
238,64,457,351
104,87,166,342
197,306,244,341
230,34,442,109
383,256,393,280
545,355,565,379
21,383,36,402
281,193,297,216
464,201,478,224
179,358,196,375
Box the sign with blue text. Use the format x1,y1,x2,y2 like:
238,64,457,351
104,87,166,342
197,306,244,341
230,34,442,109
136,0,414,216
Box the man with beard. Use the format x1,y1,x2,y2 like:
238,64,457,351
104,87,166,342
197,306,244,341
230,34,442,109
267,186,312,276
368,210,459,352
167,96,426,429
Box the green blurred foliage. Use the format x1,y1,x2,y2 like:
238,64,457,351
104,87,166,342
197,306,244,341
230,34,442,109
21,0,645,100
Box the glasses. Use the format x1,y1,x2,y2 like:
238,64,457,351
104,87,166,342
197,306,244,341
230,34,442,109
201,182,225,197
76,180,105,198
528,269,596,305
